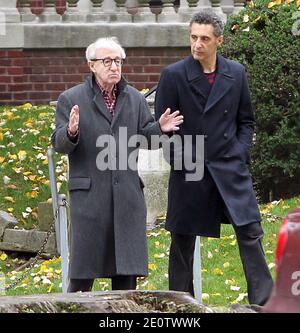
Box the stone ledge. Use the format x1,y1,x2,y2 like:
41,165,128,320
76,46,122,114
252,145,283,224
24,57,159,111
0,210,18,239
0,290,206,313
2,23,191,49
0,228,57,255
24,23,191,48
0,290,258,313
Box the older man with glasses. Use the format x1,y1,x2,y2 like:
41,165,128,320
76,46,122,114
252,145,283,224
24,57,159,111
51,37,183,293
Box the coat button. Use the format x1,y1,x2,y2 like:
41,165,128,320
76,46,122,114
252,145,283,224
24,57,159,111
224,110,228,115
223,133,228,139
114,178,118,185
204,134,208,141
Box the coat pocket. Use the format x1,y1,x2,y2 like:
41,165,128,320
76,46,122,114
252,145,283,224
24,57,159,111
68,177,91,191
223,139,250,164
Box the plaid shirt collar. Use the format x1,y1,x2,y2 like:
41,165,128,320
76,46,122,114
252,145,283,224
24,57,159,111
96,79,117,115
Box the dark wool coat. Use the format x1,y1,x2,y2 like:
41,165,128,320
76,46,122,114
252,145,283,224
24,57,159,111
51,75,162,278
155,55,261,237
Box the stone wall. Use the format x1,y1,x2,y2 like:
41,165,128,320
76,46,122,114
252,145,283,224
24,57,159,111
0,47,190,105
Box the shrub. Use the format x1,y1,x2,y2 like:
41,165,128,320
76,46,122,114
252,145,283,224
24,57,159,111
220,0,300,202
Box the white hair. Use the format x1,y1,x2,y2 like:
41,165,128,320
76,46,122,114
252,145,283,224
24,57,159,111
85,37,126,61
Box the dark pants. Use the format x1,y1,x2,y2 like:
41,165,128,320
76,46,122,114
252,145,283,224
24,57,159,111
67,275,137,293
169,222,273,305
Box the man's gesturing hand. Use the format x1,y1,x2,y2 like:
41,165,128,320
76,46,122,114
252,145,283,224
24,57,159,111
68,105,80,136
159,108,184,133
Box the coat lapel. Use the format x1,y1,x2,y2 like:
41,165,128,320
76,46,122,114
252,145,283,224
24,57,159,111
185,55,211,101
111,78,128,129
204,55,235,113
86,75,113,123
93,92,113,123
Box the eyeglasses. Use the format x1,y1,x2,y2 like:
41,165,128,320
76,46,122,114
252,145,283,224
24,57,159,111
90,57,124,67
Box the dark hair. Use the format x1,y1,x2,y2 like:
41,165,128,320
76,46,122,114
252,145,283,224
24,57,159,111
190,11,224,37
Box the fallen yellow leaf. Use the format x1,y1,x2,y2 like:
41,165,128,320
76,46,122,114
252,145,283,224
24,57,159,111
147,283,157,290
230,285,241,291
0,253,8,261
154,253,165,258
231,24,240,32
268,263,276,270
26,191,39,199
6,111,14,120
253,16,261,24
202,293,210,301
213,268,223,276
31,212,38,220
9,154,17,160
21,103,32,110
7,184,17,190
148,263,157,271
231,293,248,304
4,196,15,203
247,0,255,8
261,208,270,214
39,112,48,118
225,279,236,286
39,265,48,273
17,150,27,161
22,277,29,284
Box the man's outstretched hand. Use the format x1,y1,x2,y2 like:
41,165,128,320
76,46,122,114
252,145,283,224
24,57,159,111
159,108,184,133
68,105,80,136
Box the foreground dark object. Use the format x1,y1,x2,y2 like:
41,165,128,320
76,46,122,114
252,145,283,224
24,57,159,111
263,208,300,313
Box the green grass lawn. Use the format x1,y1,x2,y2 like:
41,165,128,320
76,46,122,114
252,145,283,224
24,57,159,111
0,104,299,306
1,202,298,306
0,104,65,229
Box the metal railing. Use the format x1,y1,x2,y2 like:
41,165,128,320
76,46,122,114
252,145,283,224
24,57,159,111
47,147,69,293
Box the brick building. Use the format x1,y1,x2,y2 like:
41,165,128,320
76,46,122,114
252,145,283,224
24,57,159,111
0,0,244,105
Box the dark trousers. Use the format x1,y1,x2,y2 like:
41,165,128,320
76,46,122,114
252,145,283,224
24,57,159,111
169,222,273,306
67,275,137,293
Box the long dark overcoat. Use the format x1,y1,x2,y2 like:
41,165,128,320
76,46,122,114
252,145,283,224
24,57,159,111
51,75,161,279
155,54,261,237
